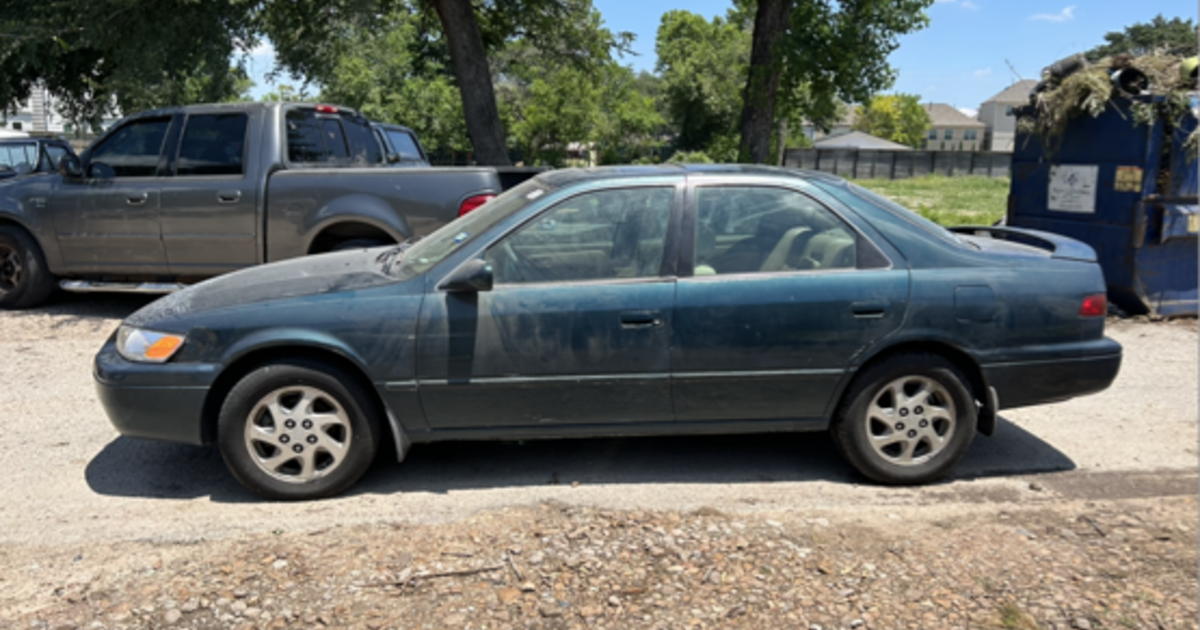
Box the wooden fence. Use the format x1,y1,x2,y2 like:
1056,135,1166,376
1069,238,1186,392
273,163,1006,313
784,148,1012,180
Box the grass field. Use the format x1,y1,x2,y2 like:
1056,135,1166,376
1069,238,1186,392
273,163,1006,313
853,175,1009,227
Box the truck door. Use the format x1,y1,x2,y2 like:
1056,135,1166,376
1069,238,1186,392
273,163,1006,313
49,116,171,274
158,112,259,276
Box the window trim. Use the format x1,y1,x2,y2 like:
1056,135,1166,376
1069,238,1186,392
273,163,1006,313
170,111,251,178
680,182,893,279
436,181,685,291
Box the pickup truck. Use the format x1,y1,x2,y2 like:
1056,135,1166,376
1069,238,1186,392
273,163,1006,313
0,102,530,308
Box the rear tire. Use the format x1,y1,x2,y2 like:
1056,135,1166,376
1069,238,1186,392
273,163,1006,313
218,359,382,500
0,226,55,309
831,353,977,485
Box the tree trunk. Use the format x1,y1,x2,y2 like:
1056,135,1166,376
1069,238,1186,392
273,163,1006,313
429,0,511,165
737,0,793,164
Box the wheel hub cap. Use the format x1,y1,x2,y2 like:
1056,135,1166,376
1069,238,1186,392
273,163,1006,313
244,385,352,484
865,375,956,467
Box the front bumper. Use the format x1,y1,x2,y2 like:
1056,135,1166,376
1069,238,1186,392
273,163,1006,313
94,340,220,446
983,337,1123,410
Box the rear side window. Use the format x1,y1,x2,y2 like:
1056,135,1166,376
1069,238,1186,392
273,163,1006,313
386,130,424,162
89,118,170,177
287,108,381,165
177,113,248,176
0,143,37,169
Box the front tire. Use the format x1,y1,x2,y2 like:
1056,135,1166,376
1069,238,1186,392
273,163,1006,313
0,226,55,309
832,353,977,484
218,359,382,500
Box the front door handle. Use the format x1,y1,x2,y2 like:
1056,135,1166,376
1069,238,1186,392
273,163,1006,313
126,192,148,206
217,190,242,204
851,299,889,318
619,310,663,328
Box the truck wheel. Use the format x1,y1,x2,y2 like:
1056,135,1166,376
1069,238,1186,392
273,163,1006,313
831,353,977,485
218,358,382,500
0,226,55,309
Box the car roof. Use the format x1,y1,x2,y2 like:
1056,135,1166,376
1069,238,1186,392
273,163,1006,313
535,164,847,189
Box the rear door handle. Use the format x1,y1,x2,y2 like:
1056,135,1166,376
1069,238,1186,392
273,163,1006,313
217,190,242,204
126,192,148,206
619,310,663,328
851,299,889,318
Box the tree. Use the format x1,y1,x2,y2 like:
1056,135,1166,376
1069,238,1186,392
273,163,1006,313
1084,15,1198,61
655,10,751,161
0,0,257,127
735,0,934,164
853,94,931,148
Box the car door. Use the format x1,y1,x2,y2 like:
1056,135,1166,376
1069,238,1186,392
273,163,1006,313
158,111,259,275
672,184,908,424
416,184,682,429
49,116,171,274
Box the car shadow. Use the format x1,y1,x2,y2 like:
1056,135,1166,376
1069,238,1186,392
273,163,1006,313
85,415,1075,502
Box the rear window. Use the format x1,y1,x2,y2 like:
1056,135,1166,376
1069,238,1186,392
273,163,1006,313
286,107,381,166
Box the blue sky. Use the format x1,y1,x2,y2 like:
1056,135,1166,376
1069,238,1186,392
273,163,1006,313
249,0,1195,115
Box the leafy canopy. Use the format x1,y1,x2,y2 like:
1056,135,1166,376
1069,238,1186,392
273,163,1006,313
1084,15,1198,61
853,94,931,148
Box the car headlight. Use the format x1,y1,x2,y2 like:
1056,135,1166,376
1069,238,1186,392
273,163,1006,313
117,326,186,363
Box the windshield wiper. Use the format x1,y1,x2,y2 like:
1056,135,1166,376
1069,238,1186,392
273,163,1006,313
376,236,422,275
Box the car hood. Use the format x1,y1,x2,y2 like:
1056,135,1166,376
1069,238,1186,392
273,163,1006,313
125,248,403,328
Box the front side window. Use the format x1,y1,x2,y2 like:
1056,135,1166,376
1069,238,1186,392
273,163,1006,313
88,118,170,177
486,187,674,284
693,186,856,276
177,113,248,176
44,145,70,171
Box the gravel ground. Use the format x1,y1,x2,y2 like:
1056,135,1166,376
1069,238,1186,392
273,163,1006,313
0,294,1196,629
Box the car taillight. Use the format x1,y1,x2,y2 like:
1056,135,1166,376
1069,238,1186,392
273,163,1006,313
1080,293,1107,317
314,104,339,113
458,194,496,216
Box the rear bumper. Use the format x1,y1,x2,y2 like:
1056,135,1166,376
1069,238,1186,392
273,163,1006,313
94,340,219,446
983,338,1122,410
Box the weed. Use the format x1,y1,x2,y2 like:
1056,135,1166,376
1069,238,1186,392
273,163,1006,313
854,175,1009,227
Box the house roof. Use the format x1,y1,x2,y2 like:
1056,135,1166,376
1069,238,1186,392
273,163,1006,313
922,103,985,128
812,131,913,151
983,80,1039,104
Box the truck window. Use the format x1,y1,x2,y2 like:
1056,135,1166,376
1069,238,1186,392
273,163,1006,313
0,143,37,169
177,113,248,176
287,108,381,165
89,118,170,177
44,145,70,171
385,130,424,162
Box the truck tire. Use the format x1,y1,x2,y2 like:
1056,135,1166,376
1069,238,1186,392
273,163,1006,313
0,226,55,309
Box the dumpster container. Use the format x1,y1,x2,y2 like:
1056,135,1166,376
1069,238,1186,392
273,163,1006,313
1008,96,1198,317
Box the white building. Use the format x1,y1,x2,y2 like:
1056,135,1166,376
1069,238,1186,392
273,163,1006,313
1,85,121,137
978,80,1038,153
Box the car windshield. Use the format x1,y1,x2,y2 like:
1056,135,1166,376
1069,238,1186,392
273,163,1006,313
819,180,965,246
389,178,549,279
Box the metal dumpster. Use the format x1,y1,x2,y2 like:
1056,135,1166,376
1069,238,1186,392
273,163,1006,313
1008,96,1198,316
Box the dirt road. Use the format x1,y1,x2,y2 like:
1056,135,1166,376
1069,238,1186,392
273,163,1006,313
0,295,1195,629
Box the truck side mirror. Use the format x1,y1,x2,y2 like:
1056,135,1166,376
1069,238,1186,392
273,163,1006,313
386,153,402,164
57,154,83,179
441,258,493,292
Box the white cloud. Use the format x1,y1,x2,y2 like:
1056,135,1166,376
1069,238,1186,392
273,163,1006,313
250,40,275,57
1030,6,1075,22
974,68,993,77
961,1,979,8
959,107,979,118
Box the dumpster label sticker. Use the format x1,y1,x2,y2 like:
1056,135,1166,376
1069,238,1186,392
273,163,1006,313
1048,165,1099,214
1189,214,1199,234
1114,166,1144,192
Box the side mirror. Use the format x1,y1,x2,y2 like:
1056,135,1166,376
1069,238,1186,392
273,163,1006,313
441,258,493,292
386,152,402,164
57,154,83,179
